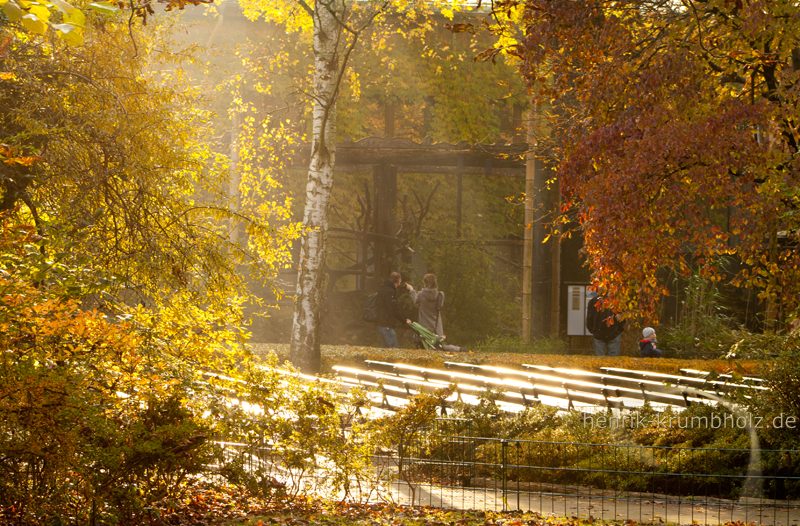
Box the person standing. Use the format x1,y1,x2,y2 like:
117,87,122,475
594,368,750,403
639,327,663,358
409,273,466,352
586,293,625,357
410,273,444,337
375,271,412,348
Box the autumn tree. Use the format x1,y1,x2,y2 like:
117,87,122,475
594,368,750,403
485,0,800,326
236,0,470,372
0,0,211,46
0,7,306,521
231,0,379,373
0,6,297,322
219,7,530,344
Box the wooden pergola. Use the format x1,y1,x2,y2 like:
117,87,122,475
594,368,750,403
290,136,531,285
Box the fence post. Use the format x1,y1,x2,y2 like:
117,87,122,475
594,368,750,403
501,439,508,511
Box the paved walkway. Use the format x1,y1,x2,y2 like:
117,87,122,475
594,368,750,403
386,481,800,525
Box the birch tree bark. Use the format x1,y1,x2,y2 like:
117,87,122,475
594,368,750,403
289,0,343,373
236,0,418,373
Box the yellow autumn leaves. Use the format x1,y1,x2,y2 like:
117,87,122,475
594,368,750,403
0,0,120,46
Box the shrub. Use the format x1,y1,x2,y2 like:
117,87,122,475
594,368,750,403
0,246,391,522
0,283,221,522
209,358,392,505
745,341,800,451
0,220,236,522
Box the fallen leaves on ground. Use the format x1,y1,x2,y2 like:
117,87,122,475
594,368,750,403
2,486,629,526
238,502,761,526
241,503,613,526
0,477,764,526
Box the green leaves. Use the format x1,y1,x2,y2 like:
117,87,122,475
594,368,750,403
2,0,24,21
88,1,119,15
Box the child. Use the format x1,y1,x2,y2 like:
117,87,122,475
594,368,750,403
639,327,663,358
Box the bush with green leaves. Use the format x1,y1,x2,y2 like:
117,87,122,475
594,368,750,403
658,272,798,359
0,220,388,521
659,274,740,357
210,358,392,505
408,383,800,500
745,343,800,450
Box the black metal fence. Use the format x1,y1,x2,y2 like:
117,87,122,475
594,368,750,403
214,417,800,524
379,420,800,524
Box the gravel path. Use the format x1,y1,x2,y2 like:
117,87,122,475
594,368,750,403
386,481,800,525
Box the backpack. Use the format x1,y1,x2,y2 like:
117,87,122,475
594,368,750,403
362,293,379,323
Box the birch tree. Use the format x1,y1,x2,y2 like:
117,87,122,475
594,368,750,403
239,0,460,373
290,0,349,373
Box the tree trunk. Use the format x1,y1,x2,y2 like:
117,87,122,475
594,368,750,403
289,2,342,373
521,105,537,343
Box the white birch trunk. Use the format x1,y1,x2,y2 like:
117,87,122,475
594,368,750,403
289,1,342,373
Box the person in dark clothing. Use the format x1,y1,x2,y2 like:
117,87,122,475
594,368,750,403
586,293,625,356
375,271,412,348
639,327,663,358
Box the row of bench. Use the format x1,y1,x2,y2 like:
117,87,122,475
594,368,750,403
207,361,768,418
330,361,767,415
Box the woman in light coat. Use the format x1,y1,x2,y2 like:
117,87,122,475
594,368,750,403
410,273,464,352
410,273,444,336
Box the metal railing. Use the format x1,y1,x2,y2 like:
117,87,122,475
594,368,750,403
210,399,799,524
378,422,800,524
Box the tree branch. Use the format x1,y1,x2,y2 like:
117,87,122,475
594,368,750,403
297,0,314,17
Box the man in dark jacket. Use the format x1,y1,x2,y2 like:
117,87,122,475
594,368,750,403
586,293,625,356
375,272,412,348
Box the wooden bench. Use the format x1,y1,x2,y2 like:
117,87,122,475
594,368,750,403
518,364,720,406
334,365,533,413
260,366,398,416
680,368,764,386
445,361,712,408
269,361,761,418
601,367,768,395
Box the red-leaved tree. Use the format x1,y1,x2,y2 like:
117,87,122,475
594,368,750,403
485,0,800,325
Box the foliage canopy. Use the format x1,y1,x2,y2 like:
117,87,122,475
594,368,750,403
487,0,800,323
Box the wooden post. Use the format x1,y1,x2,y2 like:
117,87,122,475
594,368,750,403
456,154,463,238
531,124,549,339
373,164,397,284
550,174,561,336
385,103,395,138
522,104,537,344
